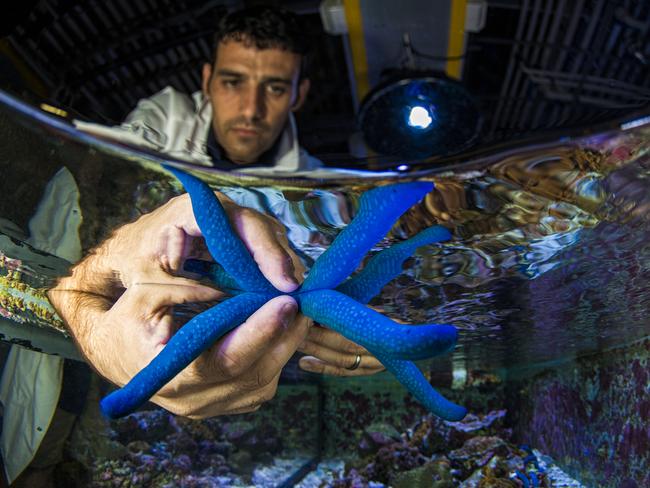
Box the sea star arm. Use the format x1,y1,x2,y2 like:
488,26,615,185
378,354,467,421
298,289,457,360
164,165,275,294
336,225,452,304
299,289,466,421
100,292,271,419
300,182,434,292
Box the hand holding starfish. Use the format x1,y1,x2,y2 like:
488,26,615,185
48,191,378,418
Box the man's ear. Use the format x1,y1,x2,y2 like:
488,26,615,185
291,78,310,112
201,63,213,97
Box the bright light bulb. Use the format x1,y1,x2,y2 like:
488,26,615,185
407,106,433,129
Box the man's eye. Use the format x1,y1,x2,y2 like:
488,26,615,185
222,79,240,87
268,85,287,96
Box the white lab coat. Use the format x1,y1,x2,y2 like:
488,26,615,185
0,168,82,483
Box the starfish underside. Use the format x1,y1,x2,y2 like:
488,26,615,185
100,167,467,421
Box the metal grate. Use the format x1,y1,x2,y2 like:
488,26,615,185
465,0,650,144
8,0,232,122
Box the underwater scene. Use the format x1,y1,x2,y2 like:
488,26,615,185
1,88,649,488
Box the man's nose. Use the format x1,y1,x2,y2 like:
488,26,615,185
240,85,265,120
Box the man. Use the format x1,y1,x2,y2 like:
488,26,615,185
63,5,385,403
3,5,384,485
77,4,321,173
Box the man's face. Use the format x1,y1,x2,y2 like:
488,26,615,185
202,40,310,165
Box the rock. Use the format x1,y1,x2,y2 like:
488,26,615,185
168,431,198,454
171,454,192,473
409,411,508,458
448,436,510,479
218,420,281,457
229,450,255,476
221,420,256,444
366,422,403,441
112,409,175,444
361,442,428,484
359,423,404,456
126,440,150,456
392,458,455,488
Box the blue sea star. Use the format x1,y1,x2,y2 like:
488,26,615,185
100,166,467,421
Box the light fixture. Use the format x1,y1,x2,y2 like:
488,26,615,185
358,69,482,161
407,105,434,129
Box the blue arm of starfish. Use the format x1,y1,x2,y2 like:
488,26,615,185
166,165,276,294
331,226,465,421
298,289,467,421
380,356,467,421
299,291,467,421
300,181,434,292
298,289,457,360
336,225,452,304
100,291,271,419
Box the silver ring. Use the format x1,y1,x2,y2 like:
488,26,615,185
346,354,362,371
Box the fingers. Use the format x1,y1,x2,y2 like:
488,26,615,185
254,313,312,382
197,295,299,380
184,311,311,418
303,325,368,355
230,208,300,292
166,371,282,419
297,325,385,376
107,282,210,349
159,300,312,418
298,339,384,370
137,275,223,305
162,194,304,292
123,265,224,304
298,355,385,377
162,225,190,273
161,194,202,237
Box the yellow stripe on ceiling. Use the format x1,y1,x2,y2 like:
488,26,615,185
344,0,370,101
446,0,467,79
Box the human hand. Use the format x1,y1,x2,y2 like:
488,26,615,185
93,192,302,295
49,191,383,417
75,284,310,418
48,192,309,417
298,324,385,376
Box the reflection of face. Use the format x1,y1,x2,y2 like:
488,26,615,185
202,40,310,165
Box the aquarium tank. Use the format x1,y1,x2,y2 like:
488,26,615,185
0,1,649,487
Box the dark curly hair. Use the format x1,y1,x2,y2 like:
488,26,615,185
211,5,312,78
